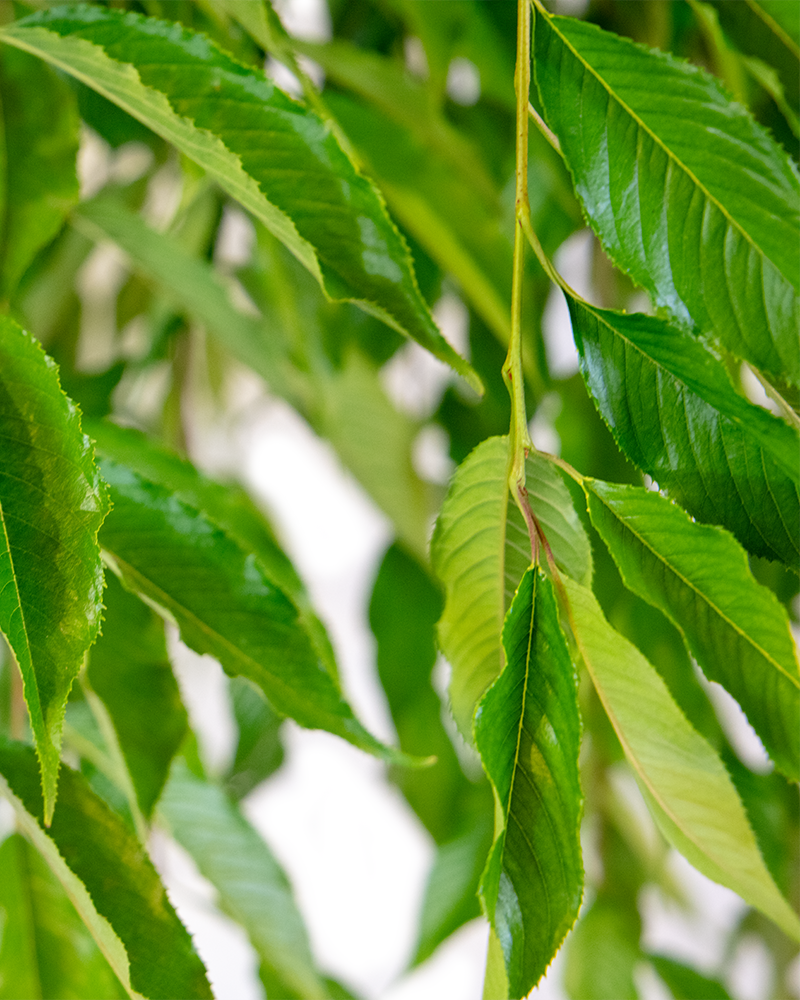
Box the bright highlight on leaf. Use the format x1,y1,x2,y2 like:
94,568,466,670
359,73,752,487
475,568,583,998
0,317,109,824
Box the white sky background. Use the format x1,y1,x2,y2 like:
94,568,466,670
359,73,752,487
69,1,800,997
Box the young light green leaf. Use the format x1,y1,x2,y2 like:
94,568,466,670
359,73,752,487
96,458,398,765
563,578,800,942
0,317,109,824
534,4,800,386
0,832,126,1000
567,295,800,567
159,761,329,1000
1,5,480,392
0,737,212,999
432,436,593,739
87,571,188,819
0,46,78,300
585,480,800,781
475,568,583,998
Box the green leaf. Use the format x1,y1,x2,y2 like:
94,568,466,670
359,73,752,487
533,6,800,387
0,317,109,823
649,954,732,1000
563,578,800,942
0,737,212,999
224,677,285,800
87,571,188,819
96,457,398,765
0,46,78,300
0,832,126,1000
159,760,329,1000
585,479,800,781
89,419,337,680
1,5,480,393
432,436,593,738
563,897,641,1000
475,568,583,998
567,295,800,567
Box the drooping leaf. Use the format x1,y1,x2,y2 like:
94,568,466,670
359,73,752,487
563,578,800,942
567,294,800,567
649,954,732,1000
159,761,329,1000
87,571,188,819
534,5,800,386
96,457,398,764
0,317,109,823
475,568,583,998
432,436,593,738
89,419,337,679
0,46,79,300
224,677,285,801
585,480,800,781
0,5,480,392
563,896,641,1000
0,832,126,1000
0,737,212,999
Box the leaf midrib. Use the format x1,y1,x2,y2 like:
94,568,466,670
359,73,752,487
745,0,800,59
593,490,800,688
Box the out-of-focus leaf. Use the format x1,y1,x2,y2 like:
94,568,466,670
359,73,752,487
411,816,493,967
0,317,109,823
0,46,78,300
475,568,583,998
534,5,800,386
89,419,337,679
1,5,480,392
369,543,489,843
0,737,212,999
563,578,800,942
87,571,187,819
567,295,800,567
564,897,641,1000
0,832,126,1000
432,436,593,738
159,761,329,1000
96,458,399,764
585,480,800,780
649,954,732,1000
224,677,285,800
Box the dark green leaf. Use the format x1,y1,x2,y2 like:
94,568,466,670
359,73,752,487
96,458,398,764
0,46,78,299
224,677,285,800
0,737,212,999
564,897,641,1000
0,832,126,1000
2,5,480,392
567,295,800,567
0,317,109,823
159,761,329,1000
475,568,583,998
534,6,800,386
585,480,800,780
563,578,800,941
87,571,188,818
649,954,732,1000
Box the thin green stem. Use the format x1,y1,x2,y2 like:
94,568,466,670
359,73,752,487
528,102,563,157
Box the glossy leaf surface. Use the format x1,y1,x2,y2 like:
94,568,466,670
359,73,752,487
96,458,394,763
567,294,800,566
0,317,109,822
159,761,328,1000
534,6,800,385
586,480,800,780
87,571,187,818
563,579,800,941
1,5,479,391
0,46,78,300
432,436,593,738
0,832,125,1000
475,568,583,998
0,737,212,999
